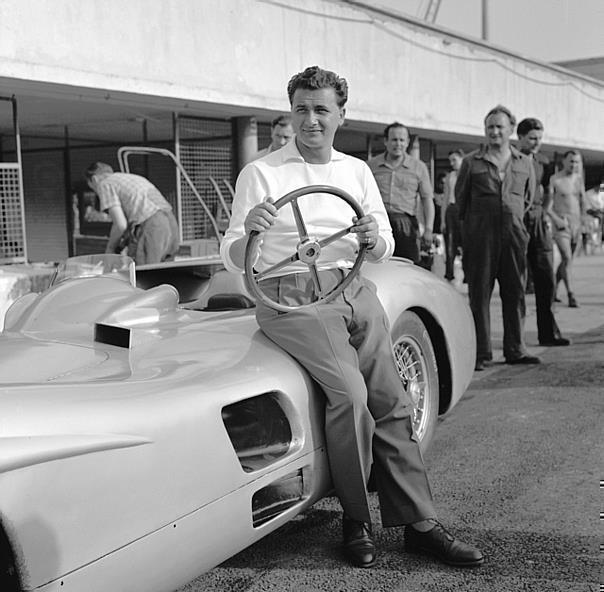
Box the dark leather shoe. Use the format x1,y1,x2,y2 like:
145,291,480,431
568,294,579,308
505,355,541,365
539,337,571,346
405,521,484,567
342,515,376,568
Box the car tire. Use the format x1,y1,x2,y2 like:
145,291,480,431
390,311,439,453
0,527,20,592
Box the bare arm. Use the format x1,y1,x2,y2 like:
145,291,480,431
579,178,586,217
418,164,434,240
105,205,128,254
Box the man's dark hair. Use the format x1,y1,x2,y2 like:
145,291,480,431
287,66,348,107
271,114,292,128
85,161,113,181
484,104,516,127
448,149,465,158
383,121,410,140
517,117,544,137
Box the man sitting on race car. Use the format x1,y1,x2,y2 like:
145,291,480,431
220,65,484,569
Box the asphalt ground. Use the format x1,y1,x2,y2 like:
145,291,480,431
177,250,603,592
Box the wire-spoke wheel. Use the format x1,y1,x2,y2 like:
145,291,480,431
391,311,439,452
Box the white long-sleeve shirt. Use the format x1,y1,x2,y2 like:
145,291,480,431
220,140,394,277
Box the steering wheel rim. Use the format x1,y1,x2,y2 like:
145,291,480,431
244,184,368,312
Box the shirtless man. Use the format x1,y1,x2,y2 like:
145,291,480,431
548,150,585,307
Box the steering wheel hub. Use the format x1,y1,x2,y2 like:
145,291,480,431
297,239,322,264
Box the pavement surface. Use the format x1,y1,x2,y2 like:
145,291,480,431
177,250,603,592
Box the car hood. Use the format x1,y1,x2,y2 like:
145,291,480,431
0,335,112,384
0,308,261,386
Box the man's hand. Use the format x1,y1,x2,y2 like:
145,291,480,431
244,198,278,234
421,229,433,251
351,214,379,249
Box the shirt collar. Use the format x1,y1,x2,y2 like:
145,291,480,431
475,144,524,161
279,137,347,164
377,151,412,168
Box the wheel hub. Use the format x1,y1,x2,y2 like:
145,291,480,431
297,239,321,264
408,380,422,405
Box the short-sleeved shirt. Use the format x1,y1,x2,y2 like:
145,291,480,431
221,140,394,277
97,173,172,225
367,152,434,216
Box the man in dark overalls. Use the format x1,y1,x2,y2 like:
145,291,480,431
517,117,570,347
456,105,541,371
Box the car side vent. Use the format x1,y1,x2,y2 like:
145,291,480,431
94,323,132,349
221,392,292,472
252,468,308,528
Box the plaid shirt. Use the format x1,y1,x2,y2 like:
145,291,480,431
98,173,172,225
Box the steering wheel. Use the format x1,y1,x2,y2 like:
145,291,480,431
244,185,368,312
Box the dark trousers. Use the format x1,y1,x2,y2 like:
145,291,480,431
388,212,420,264
255,270,436,526
444,203,462,280
463,211,529,362
525,208,562,343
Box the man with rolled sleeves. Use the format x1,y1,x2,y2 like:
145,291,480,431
368,122,435,264
456,105,541,371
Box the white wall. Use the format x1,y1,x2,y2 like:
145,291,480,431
1,0,603,150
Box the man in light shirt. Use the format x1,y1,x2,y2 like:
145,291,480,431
221,65,483,571
368,122,435,265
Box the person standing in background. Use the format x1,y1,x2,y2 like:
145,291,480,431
85,162,179,265
251,114,294,161
549,150,586,308
517,117,570,346
368,122,435,264
441,150,464,282
456,105,540,371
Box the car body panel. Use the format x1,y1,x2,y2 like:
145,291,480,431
0,255,475,591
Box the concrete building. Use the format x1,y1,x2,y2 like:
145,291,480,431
0,0,603,265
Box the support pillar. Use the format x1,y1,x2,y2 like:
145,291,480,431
232,116,258,176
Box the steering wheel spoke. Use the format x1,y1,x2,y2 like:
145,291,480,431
307,264,324,299
254,252,300,281
290,199,309,241
244,185,368,312
318,225,355,248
